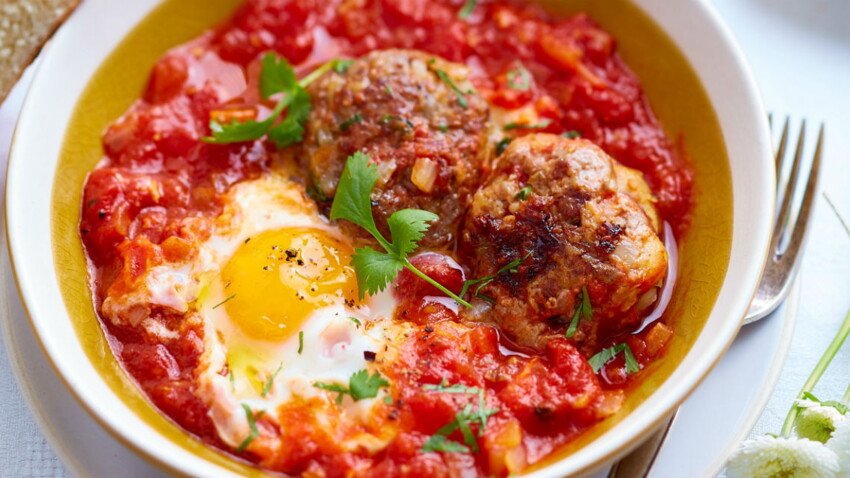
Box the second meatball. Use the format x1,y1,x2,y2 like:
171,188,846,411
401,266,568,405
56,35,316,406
460,134,668,352
297,49,493,248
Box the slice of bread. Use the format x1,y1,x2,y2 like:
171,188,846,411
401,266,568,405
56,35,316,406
0,0,80,104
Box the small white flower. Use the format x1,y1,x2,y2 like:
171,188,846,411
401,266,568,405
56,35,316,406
796,399,847,443
827,418,850,477
726,435,840,478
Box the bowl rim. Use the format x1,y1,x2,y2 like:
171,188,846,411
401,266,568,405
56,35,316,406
5,0,774,476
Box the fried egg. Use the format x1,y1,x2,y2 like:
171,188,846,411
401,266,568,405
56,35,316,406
180,168,402,449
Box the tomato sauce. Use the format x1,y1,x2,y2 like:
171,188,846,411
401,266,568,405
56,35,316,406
79,0,691,475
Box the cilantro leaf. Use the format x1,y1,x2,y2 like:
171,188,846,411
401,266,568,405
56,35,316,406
387,209,439,258
314,369,389,405
351,248,404,298
329,152,383,242
204,53,343,147
563,130,582,139
259,53,297,99
349,369,390,400
267,87,311,148
205,116,275,144
329,153,471,306
588,343,640,374
565,286,593,338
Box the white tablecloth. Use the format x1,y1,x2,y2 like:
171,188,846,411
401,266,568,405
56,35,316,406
1,0,848,475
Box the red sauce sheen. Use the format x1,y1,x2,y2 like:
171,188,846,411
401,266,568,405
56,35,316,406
79,0,692,475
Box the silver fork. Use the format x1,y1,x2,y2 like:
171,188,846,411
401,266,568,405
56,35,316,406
608,117,824,478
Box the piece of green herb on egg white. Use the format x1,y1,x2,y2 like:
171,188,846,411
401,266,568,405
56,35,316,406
314,369,389,404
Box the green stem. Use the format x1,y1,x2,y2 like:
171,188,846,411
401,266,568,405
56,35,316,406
403,258,472,308
842,379,850,407
780,306,850,437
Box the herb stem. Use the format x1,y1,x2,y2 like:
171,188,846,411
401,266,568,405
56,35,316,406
842,380,850,407
780,306,850,437
403,258,472,308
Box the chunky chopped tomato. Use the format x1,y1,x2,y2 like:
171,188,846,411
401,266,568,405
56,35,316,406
79,0,690,475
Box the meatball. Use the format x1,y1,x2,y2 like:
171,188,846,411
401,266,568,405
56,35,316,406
294,49,493,248
460,134,667,351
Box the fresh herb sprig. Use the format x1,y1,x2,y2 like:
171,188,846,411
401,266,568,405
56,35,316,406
314,369,389,405
588,343,639,374
565,286,592,338
330,153,472,307
459,251,533,304
421,381,499,453
203,54,348,147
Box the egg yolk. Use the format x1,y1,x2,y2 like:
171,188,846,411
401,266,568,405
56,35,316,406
221,228,358,341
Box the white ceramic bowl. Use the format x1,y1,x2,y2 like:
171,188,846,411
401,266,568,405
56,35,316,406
5,0,773,476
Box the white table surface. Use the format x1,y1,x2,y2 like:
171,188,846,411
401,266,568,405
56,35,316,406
1,0,849,476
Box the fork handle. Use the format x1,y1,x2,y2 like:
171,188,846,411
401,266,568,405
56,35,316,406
607,412,678,478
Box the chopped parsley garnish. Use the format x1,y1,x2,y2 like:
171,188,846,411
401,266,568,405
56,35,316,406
385,85,394,96
421,380,499,453
203,54,348,147
380,114,414,129
333,58,355,74
565,286,592,338
507,64,531,90
212,294,236,309
297,330,304,354
235,404,260,452
504,119,552,131
435,69,471,109
458,0,477,19
563,130,582,139
495,137,512,155
339,112,363,132
330,152,472,307
349,317,362,327
588,343,640,374
515,185,533,200
383,396,394,405
460,251,533,303
261,363,283,397
314,369,389,404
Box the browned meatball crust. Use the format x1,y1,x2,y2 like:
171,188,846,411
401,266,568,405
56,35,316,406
460,134,667,351
296,49,492,248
